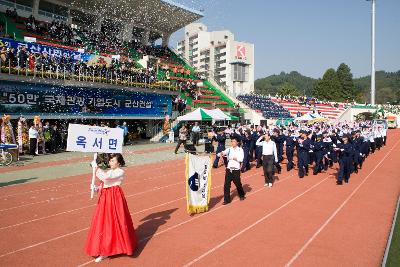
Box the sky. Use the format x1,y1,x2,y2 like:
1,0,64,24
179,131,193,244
169,0,400,79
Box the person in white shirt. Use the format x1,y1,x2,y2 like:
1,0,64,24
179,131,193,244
217,136,246,205
256,132,278,187
382,127,387,146
28,125,38,156
191,122,201,146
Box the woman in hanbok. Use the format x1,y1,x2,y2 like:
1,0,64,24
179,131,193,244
85,153,137,263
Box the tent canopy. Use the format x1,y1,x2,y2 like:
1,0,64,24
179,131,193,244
177,108,213,121
207,109,231,121
177,108,238,122
294,112,326,121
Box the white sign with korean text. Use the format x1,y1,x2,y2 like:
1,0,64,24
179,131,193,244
66,124,123,153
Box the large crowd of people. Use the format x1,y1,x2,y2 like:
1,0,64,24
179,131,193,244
238,94,292,118
175,119,388,193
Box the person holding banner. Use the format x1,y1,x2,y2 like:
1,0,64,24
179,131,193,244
217,136,246,205
85,153,137,262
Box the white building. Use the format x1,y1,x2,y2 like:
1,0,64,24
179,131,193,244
176,23,254,97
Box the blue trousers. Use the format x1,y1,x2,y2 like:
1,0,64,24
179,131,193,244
298,153,309,178
338,157,352,182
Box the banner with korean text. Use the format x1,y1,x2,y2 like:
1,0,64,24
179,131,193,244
0,80,172,118
185,153,212,214
66,124,123,153
0,37,85,61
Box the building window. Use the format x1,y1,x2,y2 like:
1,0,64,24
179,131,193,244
233,63,248,82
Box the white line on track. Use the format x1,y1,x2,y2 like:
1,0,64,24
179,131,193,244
0,169,267,260
0,161,185,198
77,172,297,267
182,174,331,267
0,166,186,212
0,168,223,229
284,140,400,267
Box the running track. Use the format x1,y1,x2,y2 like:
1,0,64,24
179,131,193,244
0,129,399,266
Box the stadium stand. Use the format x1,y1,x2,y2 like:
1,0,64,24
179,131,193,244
0,9,237,113
271,96,346,119
237,94,292,119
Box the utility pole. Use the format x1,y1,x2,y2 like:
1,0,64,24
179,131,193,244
370,0,376,105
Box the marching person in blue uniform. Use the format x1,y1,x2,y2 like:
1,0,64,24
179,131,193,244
217,136,246,205
351,130,363,173
335,134,354,185
240,129,252,173
312,134,324,175
285,131,297,171
255,128,264,168
297,130,311,178
361,127,370,164
322,131,333,171
272,129,283,174
213,128,228,168
249,126,257,162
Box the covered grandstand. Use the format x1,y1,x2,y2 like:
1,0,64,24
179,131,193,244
0,0,242,141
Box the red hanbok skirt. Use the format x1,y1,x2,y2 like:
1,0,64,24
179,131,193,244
85,185,137,257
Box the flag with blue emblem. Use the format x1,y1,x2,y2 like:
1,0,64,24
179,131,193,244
185,153,212,214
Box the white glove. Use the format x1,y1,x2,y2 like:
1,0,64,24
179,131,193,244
90,160,98,168
341,149,344,151
90,184,99,192
360,153,362,156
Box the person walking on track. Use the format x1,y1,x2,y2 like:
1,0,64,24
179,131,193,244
85,153,137,263
256,132,278,187
175,124,187,154
217,136,246,205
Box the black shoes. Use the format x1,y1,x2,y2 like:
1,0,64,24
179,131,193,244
240,196,246,201
336,181,343,185
222,201,231,205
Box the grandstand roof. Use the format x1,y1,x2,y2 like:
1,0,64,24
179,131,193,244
56,0,203,34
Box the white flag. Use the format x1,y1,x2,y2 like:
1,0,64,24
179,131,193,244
186,153,212,214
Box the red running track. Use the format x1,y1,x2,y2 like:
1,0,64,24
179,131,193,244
0,129,399,266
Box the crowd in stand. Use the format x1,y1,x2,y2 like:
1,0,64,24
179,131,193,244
0,45,161,84
5,8,18,20
274,94,349,109
173,96,188,113
238,94,292,118
382,104,400,115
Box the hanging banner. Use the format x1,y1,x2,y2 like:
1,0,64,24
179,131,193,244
0,81,172,118
66,124,123,153
0,37,85,60
185,153,212,214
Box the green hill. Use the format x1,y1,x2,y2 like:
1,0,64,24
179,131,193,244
353,71,400,104
255,70,400,104
255,71,316,96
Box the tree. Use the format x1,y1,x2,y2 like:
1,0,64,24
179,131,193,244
336,63,355,101
313,68,341,101
277,82,300,96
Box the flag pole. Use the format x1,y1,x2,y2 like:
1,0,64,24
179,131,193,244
90,153,98,199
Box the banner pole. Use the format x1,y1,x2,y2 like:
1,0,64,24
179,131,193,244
90,153,98,199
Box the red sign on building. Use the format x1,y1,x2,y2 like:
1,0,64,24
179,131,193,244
236,45,246,59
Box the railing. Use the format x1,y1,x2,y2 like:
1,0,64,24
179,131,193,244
0,58,178,91
38,10,67,22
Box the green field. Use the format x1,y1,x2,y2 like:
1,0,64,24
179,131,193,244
385,199,400,267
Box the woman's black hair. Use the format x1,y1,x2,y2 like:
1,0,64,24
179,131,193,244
110,153,125,167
